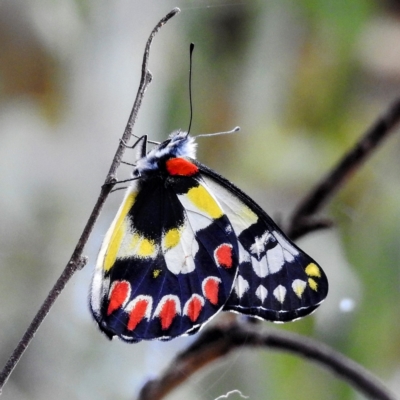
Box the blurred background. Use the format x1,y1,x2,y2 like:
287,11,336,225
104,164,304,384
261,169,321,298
0,1,400,399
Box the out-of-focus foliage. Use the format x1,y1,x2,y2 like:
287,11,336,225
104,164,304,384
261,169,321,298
0,1,399,399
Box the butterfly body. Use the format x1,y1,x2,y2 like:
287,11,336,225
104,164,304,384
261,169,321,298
90,131,328,342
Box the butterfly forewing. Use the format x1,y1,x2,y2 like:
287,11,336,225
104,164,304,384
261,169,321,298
197,162,328,322
91,160,239,342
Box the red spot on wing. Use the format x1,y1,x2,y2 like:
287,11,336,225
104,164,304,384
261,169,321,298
215,244,233,268
159,299,177,330
127,299,149,331
186,296,203,322
166,158,199,176
107,281,130,315
203,277,220,305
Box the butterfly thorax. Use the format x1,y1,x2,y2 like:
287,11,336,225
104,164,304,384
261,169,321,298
134,131,197,179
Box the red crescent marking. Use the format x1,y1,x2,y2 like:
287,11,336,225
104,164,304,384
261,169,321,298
159,299,177,330
166,158,199,176
215,244,233,268
107,281,130,315
186,297,203,322
127,299,149,331
204,278,219,305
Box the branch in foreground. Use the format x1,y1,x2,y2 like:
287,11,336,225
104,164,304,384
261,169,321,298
137,321,396,400
0,8,180,392
287,98,400,240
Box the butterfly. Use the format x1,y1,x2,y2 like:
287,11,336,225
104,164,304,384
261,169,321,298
90,130,328,343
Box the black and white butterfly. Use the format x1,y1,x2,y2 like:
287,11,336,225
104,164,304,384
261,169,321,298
90,130,328,343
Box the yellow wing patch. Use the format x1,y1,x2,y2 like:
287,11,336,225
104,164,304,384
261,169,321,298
104,191,137,272
152,269,162,278
186,185,223,219
130,233,157,258
305,263,321,278
163,228,181,251
308,278,318,291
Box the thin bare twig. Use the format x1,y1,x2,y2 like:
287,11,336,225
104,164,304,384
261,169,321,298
107,7,180,180
0,8,180,392
287,98,400,240
137,322,397,400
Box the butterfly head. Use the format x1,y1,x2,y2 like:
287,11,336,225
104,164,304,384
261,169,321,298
134,130,197,177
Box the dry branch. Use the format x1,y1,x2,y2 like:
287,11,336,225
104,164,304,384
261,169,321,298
0,8,180,392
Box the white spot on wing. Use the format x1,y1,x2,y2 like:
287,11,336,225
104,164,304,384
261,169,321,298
250,232,272,258
255,285,268,302
292,279,307,298
163,219,198,275
283,250,295,262
238,242,251,264
266,245,285,274
273,285,287,303
234,276,250,299
251,255,269,278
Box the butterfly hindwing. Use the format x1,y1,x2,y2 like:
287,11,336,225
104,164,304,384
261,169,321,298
91,160,239,342
196,161,328,322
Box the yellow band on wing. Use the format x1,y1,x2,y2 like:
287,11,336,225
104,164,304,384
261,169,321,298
104,191,137,272
187,185,223,219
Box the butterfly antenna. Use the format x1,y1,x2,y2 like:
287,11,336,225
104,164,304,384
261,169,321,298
196,126,241,138
185,43,240,140
186,43,195,137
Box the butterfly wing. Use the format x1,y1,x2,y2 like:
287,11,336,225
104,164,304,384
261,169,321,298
195,161,328,322
90,170,239,342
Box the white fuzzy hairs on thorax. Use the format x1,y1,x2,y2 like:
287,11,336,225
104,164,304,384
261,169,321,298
134,131,197,175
